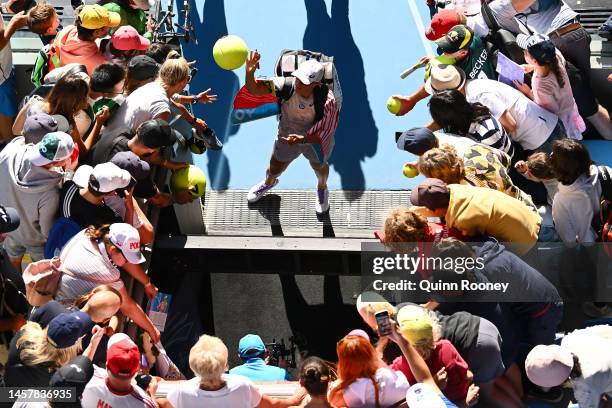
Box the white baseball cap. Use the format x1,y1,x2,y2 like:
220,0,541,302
73,163,132,194
406,383,447,408
108,223,145,264
29,132,75,166
292,59,324,85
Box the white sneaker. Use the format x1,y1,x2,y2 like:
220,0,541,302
247,179,279,203
315,188,330,214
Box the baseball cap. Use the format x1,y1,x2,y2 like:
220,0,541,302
0,206,20,233
406,383,447,408
78,5,121,30
410,178,450,210
396,128,436,155
238,334,266,359
292,59,324,85
111,25,150,51
108,223,145,264
426,9,463,41
424,64,466,95
72,162,132,194
107,333,140,378
525,344,573,388
47,311,93,349
524,34,556,65
436,25,473,54
23,113,71,144
29,132,75,167
396,305,433,346
50,355,94,400
127,55,160,81
110,151,151,181
137,119,176,149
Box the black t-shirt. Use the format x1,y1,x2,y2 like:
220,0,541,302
87,133,157,199
437,311,480,358
59,181,122,228
0,249,28,346
28,300,69,329
4,330,55,387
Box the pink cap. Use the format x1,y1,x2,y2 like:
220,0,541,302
111,25,150,51
525,344,573,388
347,329,370,342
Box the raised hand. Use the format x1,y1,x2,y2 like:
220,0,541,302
196,88,218,104
246,50,261,75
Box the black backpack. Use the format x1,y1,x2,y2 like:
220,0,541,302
481,1,525,64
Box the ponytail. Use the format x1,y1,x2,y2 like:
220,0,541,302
549,56,565,88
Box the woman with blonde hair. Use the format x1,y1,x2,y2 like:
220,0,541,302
103,55,218,143
4,311,95,387
418,145,536,212
161,334,306,407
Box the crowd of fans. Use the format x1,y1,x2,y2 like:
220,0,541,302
0,0,611,406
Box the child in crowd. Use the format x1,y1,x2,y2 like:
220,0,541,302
514,35,587,140
298,356,333,408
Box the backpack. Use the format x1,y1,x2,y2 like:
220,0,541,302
44,217,82,259
596,166,612,250
31,39,62,88
273,49,343,111
480,1,525,64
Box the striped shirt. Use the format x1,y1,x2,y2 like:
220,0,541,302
81,365,158,408
467,116,515,158
60,181,121,228
55,231,124,304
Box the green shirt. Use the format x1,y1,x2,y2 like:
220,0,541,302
103,3,153,40
457,35,497,81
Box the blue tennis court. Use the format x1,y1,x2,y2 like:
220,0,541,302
185,0,611,192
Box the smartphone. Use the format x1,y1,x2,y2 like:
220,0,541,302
375,310,392,337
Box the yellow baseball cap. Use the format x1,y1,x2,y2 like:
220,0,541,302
79,5,121,30
397,305,433,346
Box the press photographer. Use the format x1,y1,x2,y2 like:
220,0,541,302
228,334,292,381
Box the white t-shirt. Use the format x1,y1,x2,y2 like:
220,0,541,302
334,367,410,408
81,366,157,408
465,79,558,151
166,375,263,408
0,11,12,85
272,77,316,140
561,327,612,408
436,132,480,157
104,81,171,134
104,195,145,228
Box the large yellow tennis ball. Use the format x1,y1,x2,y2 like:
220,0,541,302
170,165,206,198
387,97,401,115
212,35,248,70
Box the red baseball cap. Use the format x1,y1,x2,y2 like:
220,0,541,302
106,334,140,378
425,9,464,41
111,25,150,51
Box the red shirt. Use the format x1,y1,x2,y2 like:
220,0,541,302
390,339,469,403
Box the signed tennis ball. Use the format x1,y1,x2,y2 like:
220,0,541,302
387,97,401,115
213,35,248,70
170,165,206,198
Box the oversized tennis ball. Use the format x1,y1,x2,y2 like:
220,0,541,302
387,97,401,115
402,163,419,178
212,35,248,70
170,165,206,198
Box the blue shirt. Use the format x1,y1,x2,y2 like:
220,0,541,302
229,358,291,382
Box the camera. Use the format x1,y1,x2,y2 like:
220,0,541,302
265,337,297,368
